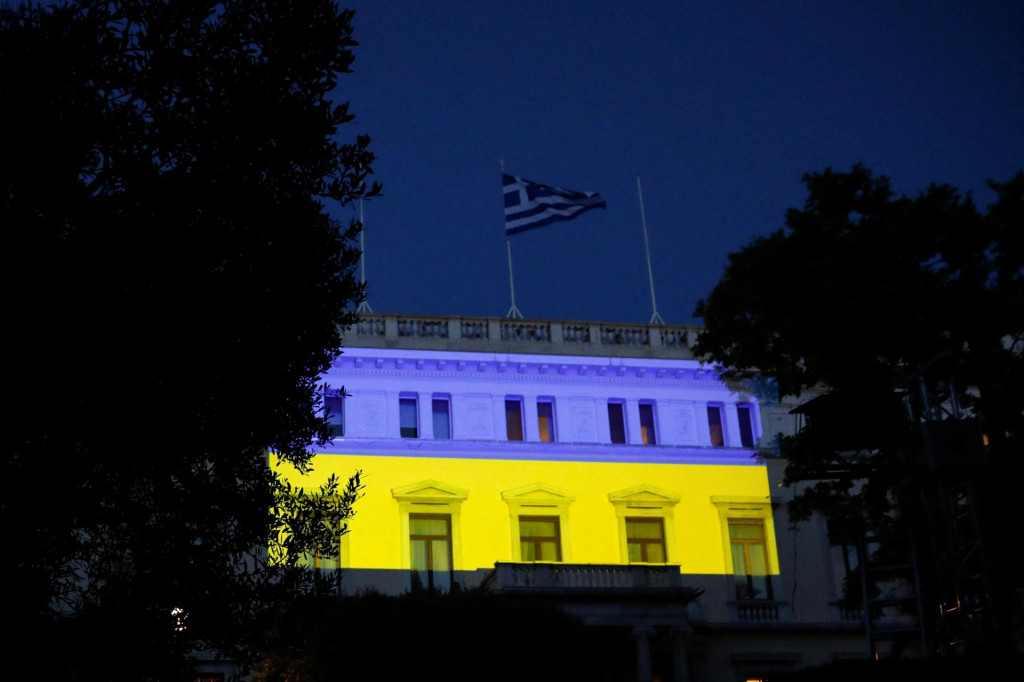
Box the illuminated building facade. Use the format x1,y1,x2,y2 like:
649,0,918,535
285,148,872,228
288,313,867,681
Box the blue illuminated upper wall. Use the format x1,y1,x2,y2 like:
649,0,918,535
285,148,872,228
322,347,761,459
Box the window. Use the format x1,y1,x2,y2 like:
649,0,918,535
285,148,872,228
393,480,467,589
399,395,418,438
729,520,773,600
503,484,575,563
639,402,657,445
505,397,524,441
608,400,626,444
737,404,755,448
537,399,555,442
609,485,679,564
432,396,451,440
518,516,562,561
324,388,344,437
409,514,452,591
707,405,725,447
626,517,667,563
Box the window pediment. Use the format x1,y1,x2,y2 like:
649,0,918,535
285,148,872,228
608,484,680,508
392,479,469,504
501,483,575,505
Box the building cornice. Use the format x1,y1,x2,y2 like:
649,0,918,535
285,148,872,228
314,437,764,466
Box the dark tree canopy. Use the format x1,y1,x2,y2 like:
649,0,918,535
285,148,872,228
695,165,1022,401
694,165,1024,654
1,1,376,678
694,166,1022,459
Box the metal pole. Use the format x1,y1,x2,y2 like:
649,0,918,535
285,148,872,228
501,159,523,318
356,198,372,313
637,176,664,325
505,234,523,319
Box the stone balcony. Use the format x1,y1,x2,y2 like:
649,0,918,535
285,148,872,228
483,562,702,601
345,312,703,360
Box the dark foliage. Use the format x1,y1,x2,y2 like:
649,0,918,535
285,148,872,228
694,165,1024,654
250,589,619,682
770,656,1024,682
0,1,377,678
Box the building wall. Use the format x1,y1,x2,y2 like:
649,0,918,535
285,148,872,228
283,451,777,586
280,347,779,590
273,321,868,679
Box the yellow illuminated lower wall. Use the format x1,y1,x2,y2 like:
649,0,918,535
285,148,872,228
279,453,779,578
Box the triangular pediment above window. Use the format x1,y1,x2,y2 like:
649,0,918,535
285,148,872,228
608,484,680,507
501,483,575,504
392,479,469,504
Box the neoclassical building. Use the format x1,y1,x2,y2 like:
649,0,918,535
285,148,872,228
282,313,867,681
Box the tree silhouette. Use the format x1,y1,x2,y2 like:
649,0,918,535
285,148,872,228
1,1,377,678
694,165,1023,655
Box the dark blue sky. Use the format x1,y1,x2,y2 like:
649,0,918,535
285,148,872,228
335,0,1023,325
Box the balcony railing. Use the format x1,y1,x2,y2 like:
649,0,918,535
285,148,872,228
485,562,700,597
732,599,782,622
345,313,702,359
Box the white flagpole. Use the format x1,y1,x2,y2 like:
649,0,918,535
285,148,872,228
505,235,523,319
356,198,373,313
501,159,523,318
637,176,664,325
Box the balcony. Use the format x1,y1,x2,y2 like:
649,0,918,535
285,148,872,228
484,562,702,601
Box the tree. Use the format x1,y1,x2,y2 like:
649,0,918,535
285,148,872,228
693,165,1023,655
0,1,377,678
249,590,615,682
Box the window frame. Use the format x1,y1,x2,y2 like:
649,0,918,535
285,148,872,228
408,513,454,591
505,396,525,441
728,519,774,600
323,387,345,438
517,515,563,562
502,484,575,563
711,496,779,602
392,480,468,592
608,399,627,444
536,398,556,443
707,403,725,447
431,394,451,440
737,403,755,448
608,485,680,564
399,394,419,439
639,401,657,445
625,517,668,563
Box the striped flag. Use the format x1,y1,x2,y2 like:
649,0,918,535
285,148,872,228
503,173,607,235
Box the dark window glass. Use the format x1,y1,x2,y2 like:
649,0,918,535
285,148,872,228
608,401,626,444
537,400,555,442
506,398,524,441
432,398,451,439
707,405,725,447
325,390,344,437
400,397,418,438
639,402,657,445
737,405,754,448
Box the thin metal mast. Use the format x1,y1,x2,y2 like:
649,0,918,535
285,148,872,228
501,159,523,318
637,176,664,324
356,198,373,313
505,235,523,318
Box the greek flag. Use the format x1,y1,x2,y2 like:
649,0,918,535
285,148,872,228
503,173,606,235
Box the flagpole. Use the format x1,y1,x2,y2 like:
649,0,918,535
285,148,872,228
356,198,373,313
501,159,524,318
505,235,523,318
637,175,664,325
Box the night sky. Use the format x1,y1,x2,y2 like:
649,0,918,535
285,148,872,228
334,0,1023,325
